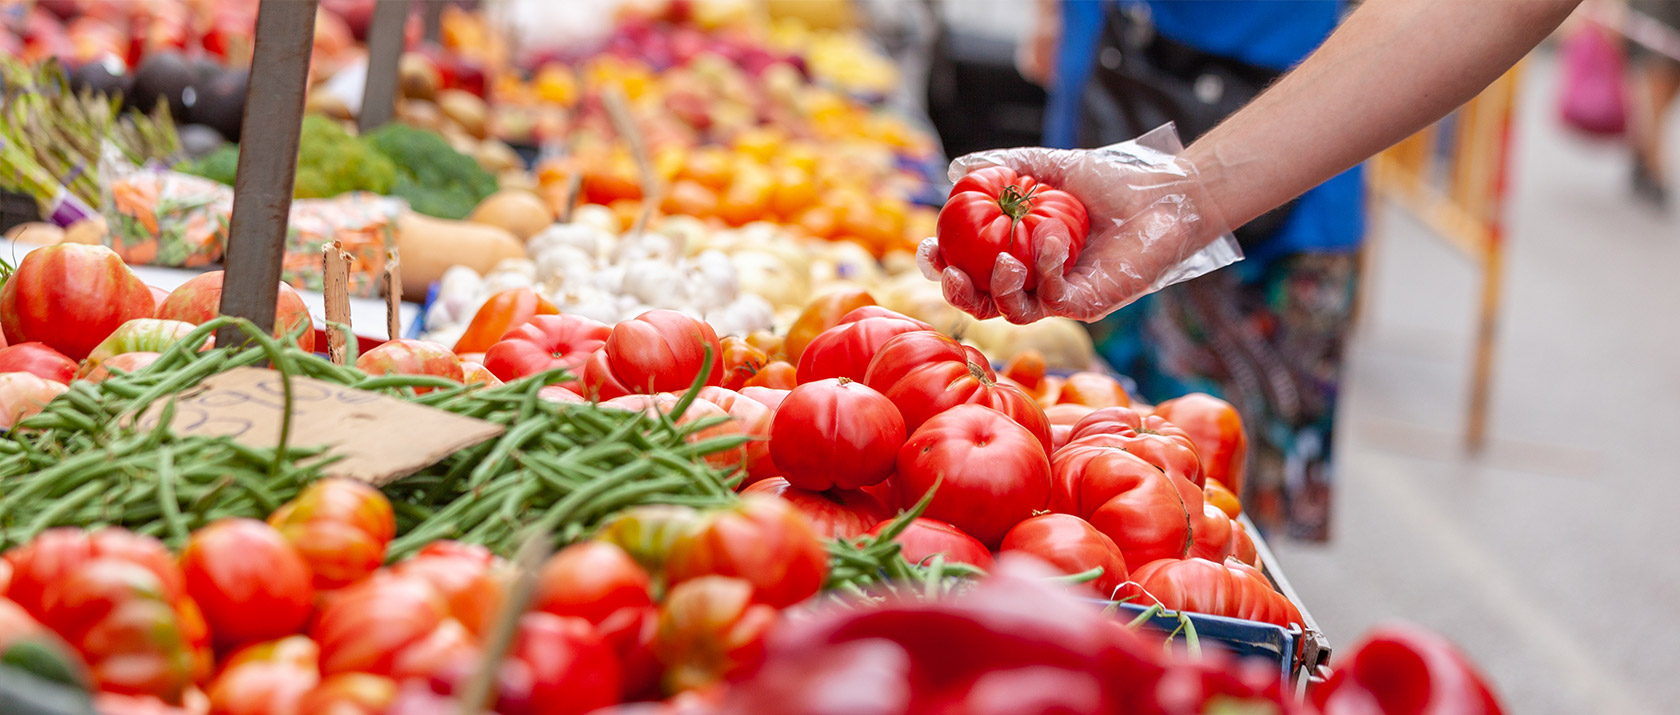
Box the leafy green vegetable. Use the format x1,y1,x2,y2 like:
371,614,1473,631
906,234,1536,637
364,123,497,219
179,116,397,199
181,144,239,185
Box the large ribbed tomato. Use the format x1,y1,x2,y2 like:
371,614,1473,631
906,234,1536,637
356,339,465,390
1049,443,1199,569
532,542,651,627
154,270,315,352
0,342,77,384
0,244,155,360
603,310,724,394
179,519,315,648
769,378,905,491
935,166,1090,290
665,496,829,609
782,288,876,363
697,386,776,485
1153,393,1249,495
863,331,1051,452
794,308,931,384
1067,406,1204,487
0,372,68,430
895,404,1051,547
869,518,994,570
483,313,611,383
1115,557,1302,629
742,478,891,539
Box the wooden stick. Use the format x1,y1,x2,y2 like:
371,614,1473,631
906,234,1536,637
601,87,660,231
561,169,584,223
323,241,352,365
455,529,551,715
383,248,402,341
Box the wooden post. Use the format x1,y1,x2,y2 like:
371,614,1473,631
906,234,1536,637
323,243,352,365
359,0,411,133
602,87,658,234
218,0,318,351
384,248,403,340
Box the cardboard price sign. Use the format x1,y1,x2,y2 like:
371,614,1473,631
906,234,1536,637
133,367,504,485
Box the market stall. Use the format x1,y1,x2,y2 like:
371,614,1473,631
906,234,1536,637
0,1,1504,714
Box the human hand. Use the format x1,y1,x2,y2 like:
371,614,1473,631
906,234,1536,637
919,124,1241,323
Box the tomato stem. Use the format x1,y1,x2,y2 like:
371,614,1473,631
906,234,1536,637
996,184,1039,252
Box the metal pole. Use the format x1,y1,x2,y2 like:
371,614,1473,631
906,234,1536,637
422,0,445,44
218,0,319,350
360,0,411,133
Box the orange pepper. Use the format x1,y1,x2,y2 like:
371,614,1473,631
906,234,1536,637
453,287,560,354
720,336,770,391
743,360,797,390
783,288,876,363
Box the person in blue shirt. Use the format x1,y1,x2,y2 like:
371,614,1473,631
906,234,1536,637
926,0,1582,540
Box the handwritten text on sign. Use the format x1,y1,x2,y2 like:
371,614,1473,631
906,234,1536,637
134,367,505,485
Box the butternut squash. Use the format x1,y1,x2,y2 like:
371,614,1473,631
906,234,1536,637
394,211,526,297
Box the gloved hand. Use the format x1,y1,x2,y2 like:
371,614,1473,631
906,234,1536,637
919,124,1241,323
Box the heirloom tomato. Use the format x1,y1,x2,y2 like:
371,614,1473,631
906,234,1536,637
870,518,994,570
895,405,1051,547
155,271,315,351
742,478,891,539
1067,406,1205,487
39,559,195,703
79,319,207,377
1050,444,1198,568
603,394,748,472
596,605,661,700
1153,393,1249,495
666,496,829,608
697,386,776,484
935,166,1090,290
81,352,161,382
769,378,905,491
604,310,724,393
1311,625,1505,715
4,527,183,618
1204,479,1242,519
537,385,587,403
1190,503,1236,562
1001,350,1047,392
532,542,652,627
1231,521,1259,567
0,244,155,360
654,576,777,693
741,359,796,389
738,385,788,411
1116,557,1301,629
390,550,509,640
460,362,502,387
483,313,611,383
783,288,875,363
453,287,560,355
206,637,320,715
1000,514,1129,598
313,575,449,677
0,371,67,429
594,504,702,575
863,331,1052,451
0,342,76,384
795,308,930,384
355,339,464,390
179,519,314,648
268,479,396,590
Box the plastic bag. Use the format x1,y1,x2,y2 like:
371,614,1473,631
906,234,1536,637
919,124,1240,324
99,142,231,267
285,193,404,298
1558,22,1628,137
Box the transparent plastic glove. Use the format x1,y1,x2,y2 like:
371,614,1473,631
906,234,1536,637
919,124,1241,323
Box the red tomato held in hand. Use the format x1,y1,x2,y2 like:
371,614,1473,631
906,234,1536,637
179,519,314,648
0,244,156,360
507,612,622,715
742,478,891,539
1050,444,1198,569
483,313,611,383
795,310,930,384
604,310,724,394
666,496,830,608
155,271,316,352
654,576,777,693
1153,393,1249,495
453,287,561,355
1001,514,1128,598
0,342,77,384
936,166,1090,290
869,518,994,570
863,331,1052,452
770,378,905,491
0,371,68,429
895,405,1051,547
532,542,652,626
356,339,464,390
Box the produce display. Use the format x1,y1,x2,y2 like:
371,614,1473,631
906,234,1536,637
0,1,1516,713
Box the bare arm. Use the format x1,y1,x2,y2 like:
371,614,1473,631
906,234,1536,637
1187,0,1582,228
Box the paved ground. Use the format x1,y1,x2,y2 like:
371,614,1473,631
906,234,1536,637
1270,50,1680,715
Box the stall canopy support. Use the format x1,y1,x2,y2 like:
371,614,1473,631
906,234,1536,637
360,0,412,133
218,0,319,351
